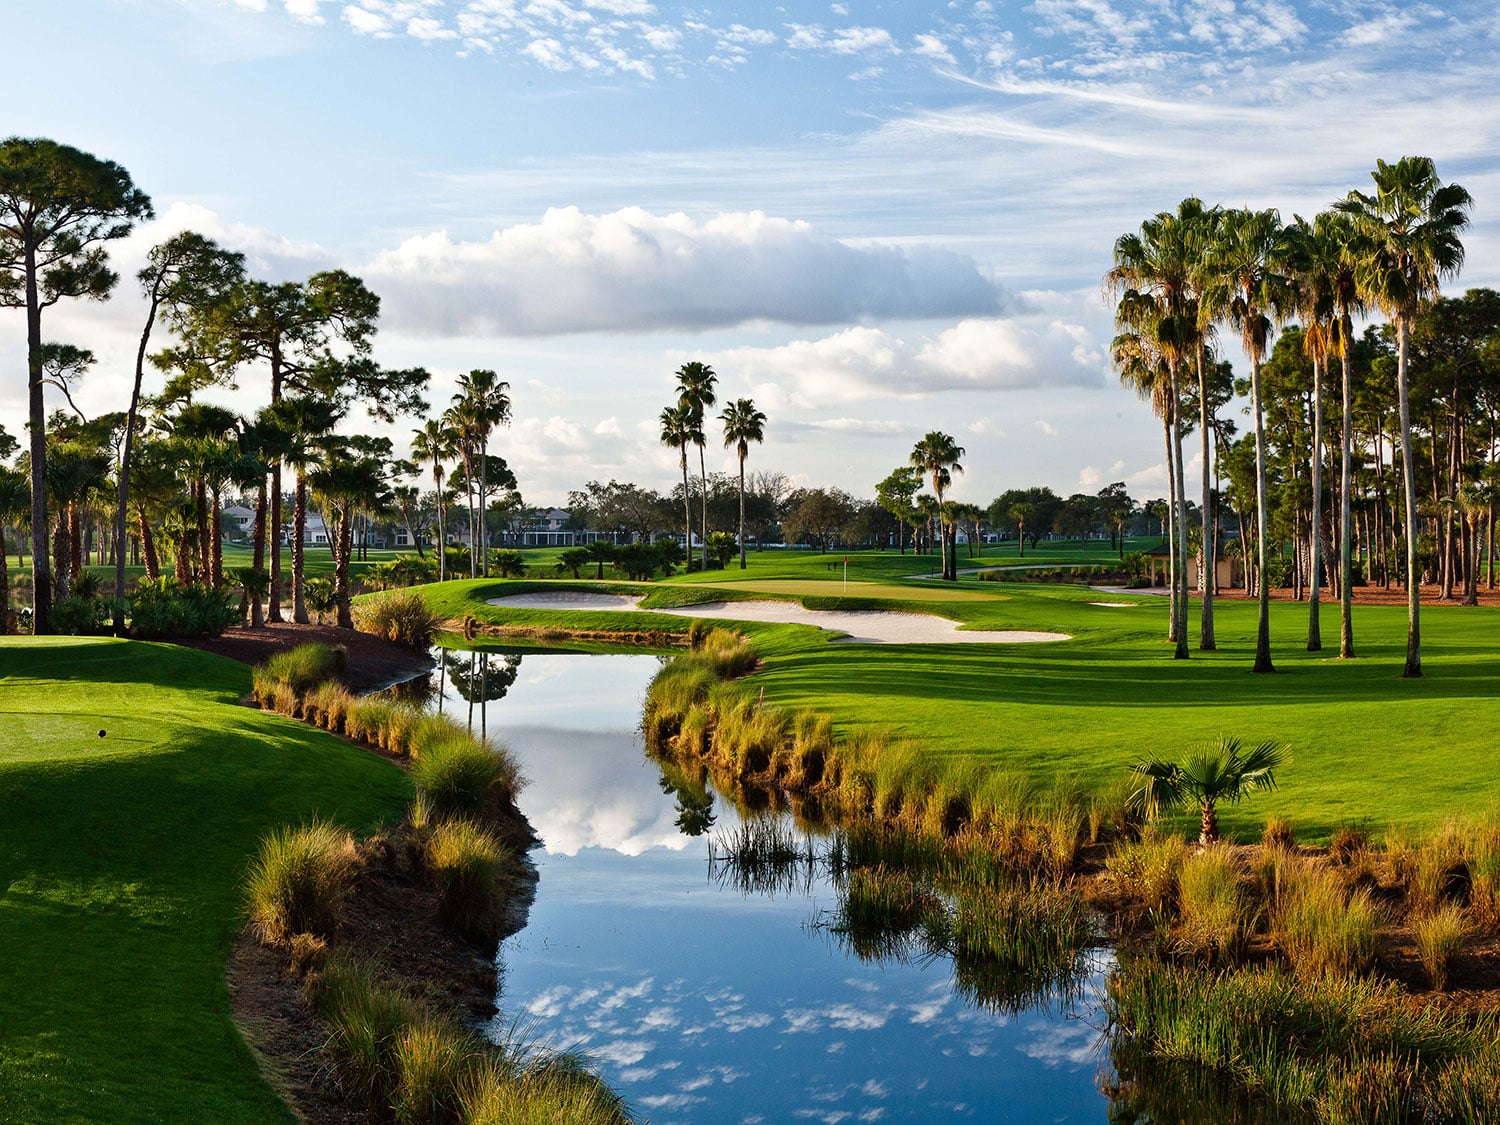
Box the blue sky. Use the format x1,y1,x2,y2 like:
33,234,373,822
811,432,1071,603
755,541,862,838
5,0,1498,505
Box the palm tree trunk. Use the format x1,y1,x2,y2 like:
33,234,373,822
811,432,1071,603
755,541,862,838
211,482,224,588
680,446,691,570
1396,317,1421,677
1308,355,1324,651
1162,416,1178,643
1339,321,1356,658
138,508,159,583
293,474,309,623
1169,365,1189,660
1251,356,1275,674
0,523,10,634
480,436,490,578
698,444,709,572
738,451,747,569
196,480,212,586
1197,348,1215,650
436,472,446,582
24,245,53,634
336,507,354,629
1200,799,1218,845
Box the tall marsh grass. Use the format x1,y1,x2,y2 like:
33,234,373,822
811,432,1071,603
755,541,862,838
1106,956,1491,1117
1275,866,1379,979
1414,904,1466,992
1175,845,1245,963
244,819,358,942
411,733,520,820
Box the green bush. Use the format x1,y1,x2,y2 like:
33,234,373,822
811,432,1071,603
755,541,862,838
127,578,238,639
244,820,359,942
52,593,111,635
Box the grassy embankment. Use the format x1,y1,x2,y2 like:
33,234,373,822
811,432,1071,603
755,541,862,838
0,639,410,1121
418,547,1500,841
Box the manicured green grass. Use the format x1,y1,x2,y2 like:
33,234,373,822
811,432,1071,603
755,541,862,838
0,639,410,1121
435,571,1500,841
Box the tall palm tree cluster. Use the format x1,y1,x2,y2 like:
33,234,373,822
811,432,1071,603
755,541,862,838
1107,155,1473,678
658,362,766,570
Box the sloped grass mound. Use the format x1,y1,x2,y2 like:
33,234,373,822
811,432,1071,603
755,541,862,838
0,638,409,1122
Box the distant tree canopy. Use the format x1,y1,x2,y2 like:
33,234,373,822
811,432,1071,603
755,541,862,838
781,487,857,553
989,486,1063,549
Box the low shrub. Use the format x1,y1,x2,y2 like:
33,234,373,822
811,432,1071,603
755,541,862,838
127,578,238,638
411,733,520,821
426,817,511,937
244,820,359,943
355,590,439,651
1414,905,1466,991
52,593,111,635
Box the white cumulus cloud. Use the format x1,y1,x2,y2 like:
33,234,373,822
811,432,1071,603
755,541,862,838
368,206,1008,336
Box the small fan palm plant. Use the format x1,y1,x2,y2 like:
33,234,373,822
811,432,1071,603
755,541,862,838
1128,736,1288,844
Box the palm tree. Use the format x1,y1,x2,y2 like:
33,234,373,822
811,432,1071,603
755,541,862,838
1128,736,1288,844
411,418,455,582
268,395,338,621
909,432,964,580
659,404,700,565
1108,205,1204,658
453,370,511,578
1337,156,1473,678
443,398,482,577
0,465,27,634
719,398,766,570
1200,208,1294,674
1289,214,1340,652
1112,329,1179,638
676,362,717,572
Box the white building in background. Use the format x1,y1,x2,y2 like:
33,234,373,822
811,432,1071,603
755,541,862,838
223,505,255,539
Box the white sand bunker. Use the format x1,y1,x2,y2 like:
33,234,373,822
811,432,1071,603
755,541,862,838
1090,602,1137,608
485,590,1070,645
486,591,643,611
651,601,1068,645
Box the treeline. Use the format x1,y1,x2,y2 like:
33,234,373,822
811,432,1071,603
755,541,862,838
1107,154,1477,675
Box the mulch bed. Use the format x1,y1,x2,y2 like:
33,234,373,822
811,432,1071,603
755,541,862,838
179,622,434,693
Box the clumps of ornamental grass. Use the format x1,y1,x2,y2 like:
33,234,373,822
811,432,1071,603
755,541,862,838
459,1039,633,1125
1328,825,1369,866
244,819,359,943
1424,1036,1500,1125
1105,825,1188,921
1088,774,1138,844
1261,815,1296,851
1175,844,1247,963
1275,865,1379,979
426,817,513,938
709,817,816,896
410,732,520,821
1469,803,1500,931
354,589,439,651
313,956,429,1113
1414,904,1467,992
1251,841,1300,914
254,642,347,699
390,1016,469,1125
1105,955,1491,1118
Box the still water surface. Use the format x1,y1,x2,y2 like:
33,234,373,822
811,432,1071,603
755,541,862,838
417,649,1116,1124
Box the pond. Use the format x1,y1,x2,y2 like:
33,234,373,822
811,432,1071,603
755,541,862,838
401,648,1277,1125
